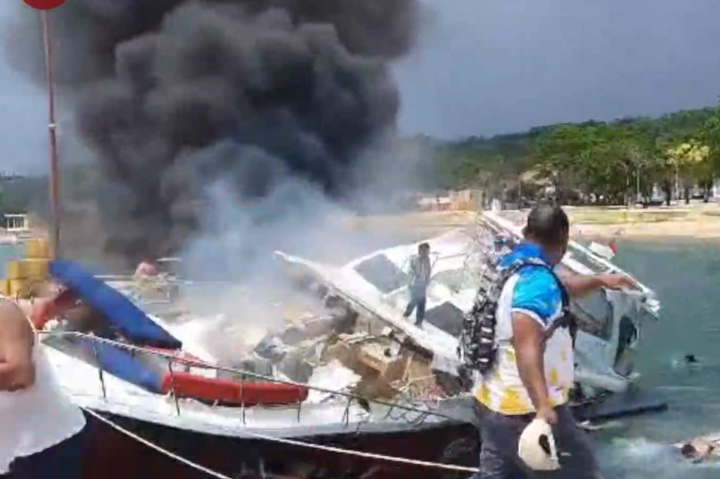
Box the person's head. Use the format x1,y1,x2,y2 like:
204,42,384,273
418,243,430,257
681,443,699,460
681,439,713,461
522,206,570,265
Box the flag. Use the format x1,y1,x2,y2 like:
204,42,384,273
608,238,618,255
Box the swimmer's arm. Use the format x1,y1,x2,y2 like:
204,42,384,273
0,302,35,391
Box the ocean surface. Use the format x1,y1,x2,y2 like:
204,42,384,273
595,240,720,479
1,239,720,477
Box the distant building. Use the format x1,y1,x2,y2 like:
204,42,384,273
3,214,30,233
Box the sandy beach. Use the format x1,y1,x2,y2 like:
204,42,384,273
349,204,720,242
566,204,720,240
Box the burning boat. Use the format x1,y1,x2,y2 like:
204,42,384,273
17,211,663,479
276,211,663,409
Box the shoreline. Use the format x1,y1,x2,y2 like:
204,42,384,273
348,210,720,243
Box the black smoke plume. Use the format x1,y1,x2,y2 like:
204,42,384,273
8,0,419,263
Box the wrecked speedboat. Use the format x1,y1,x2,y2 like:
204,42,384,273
276,210,663,410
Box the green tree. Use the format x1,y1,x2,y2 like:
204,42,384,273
533,124,598,204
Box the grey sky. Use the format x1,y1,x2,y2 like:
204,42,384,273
3,0,720,173
0,2,46,175
396,0,720,138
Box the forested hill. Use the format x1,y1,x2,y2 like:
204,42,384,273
428,105,720,205
2,106,720,216
0,174,47,215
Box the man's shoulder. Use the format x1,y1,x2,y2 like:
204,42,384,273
0,299,33,334
513,266,559,294
0,298,22,318
508,266,562,322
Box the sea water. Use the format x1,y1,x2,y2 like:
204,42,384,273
596,241,720,478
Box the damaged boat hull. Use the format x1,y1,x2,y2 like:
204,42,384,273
82,410,479,479
81,389,667,479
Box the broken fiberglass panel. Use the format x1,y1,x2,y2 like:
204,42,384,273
432,269,477,294
353,254,409,293
424,301,465,337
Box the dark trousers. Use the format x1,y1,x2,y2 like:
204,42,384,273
403,285,427,326
2,427,86,479
472,402,601,479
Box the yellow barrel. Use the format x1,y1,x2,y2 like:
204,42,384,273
0,280,10,297
7,261,26,280
26,238,50,259
23,259,50,280
9,279,26,298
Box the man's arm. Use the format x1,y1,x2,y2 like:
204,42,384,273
0,301,35,391
510,268,562,423
512,312,553,419
556,270,638,298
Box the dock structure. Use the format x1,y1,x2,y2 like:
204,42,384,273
0,237,51,299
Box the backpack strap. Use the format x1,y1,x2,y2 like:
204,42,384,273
542,272,578,346
502,260,577,347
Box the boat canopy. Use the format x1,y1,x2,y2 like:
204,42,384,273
50,260,182,349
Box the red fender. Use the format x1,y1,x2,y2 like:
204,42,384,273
160,372,309,406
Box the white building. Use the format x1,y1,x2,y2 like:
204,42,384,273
3,214,29,233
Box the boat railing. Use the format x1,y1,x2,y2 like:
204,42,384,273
39,330,455,428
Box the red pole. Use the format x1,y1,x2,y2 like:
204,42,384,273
42,10,61,260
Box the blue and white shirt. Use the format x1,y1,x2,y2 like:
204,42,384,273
475,242,574,415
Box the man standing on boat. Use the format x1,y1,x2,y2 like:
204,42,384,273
0,298,87,479
473,205,636,479
403,242,432,327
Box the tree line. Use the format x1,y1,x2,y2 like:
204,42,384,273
0,174,47,218
436,104,720,206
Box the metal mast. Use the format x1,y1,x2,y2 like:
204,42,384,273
42,10,61,259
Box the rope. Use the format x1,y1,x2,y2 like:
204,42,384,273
82,406,480,475
82,407,234,479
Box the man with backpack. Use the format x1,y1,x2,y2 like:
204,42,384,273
470,206,636,478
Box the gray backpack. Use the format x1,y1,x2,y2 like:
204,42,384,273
458,258,577,379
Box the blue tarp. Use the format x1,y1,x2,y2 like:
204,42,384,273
81,339,164,393
50,260,182,349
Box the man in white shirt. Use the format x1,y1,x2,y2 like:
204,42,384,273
0,298,87,479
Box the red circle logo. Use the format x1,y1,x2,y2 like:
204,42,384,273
23,0,67,10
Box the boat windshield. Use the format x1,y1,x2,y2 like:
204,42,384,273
424,302,465,337
432,269,477,294
572,290,614,340
353,254,409,293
